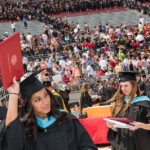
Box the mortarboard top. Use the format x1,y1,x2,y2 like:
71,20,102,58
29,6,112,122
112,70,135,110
119,72,136,82
20,69,45,100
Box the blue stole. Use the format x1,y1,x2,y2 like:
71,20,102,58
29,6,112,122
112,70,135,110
36,110,68,128
125,96,150,104
36,116,56,128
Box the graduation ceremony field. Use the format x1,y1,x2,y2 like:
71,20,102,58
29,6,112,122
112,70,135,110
62,10,150,30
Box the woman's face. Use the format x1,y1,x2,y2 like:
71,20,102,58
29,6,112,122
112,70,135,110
120,81,132,97
31,88,51,118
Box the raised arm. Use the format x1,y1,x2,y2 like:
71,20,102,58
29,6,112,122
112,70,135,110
5,77,20,126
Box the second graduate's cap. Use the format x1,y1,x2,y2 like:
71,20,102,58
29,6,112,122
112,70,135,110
119,72,136,82
20,69,45,100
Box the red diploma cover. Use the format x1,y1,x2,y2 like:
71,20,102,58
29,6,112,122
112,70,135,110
0,32,24,90
108,118,133,124
104,118,134,128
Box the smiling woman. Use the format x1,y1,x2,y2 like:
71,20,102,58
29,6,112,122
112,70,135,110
106,72,150,150
0,70,97,150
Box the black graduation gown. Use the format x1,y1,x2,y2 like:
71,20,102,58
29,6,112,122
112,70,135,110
1,113,97,150
80,91,93,112
0,106,7,120
105,87,117,101
107,100,150,150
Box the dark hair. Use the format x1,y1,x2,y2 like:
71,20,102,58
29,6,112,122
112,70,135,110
21,88,68,140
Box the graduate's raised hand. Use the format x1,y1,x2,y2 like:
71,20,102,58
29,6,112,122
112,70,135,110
6,77,20,126
7,76,20,95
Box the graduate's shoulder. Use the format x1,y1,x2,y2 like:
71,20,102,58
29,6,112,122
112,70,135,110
134,96,150,108
61,112,78,124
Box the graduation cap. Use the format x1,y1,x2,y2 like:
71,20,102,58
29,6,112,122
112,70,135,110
119,72,136,82
20,69,45,100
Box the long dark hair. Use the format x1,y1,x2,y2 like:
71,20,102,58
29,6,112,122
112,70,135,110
21,88,68,140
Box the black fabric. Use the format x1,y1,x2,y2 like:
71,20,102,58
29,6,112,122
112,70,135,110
80,91,93,114
107,100,150,150
119,72,136,82
20,70,45,99
97,86,107,103
1,113,97,150
138,80,146,95
52,92,64,109
0,119,5,150
59,90,71,113
105,87,117,101
0,106,7,120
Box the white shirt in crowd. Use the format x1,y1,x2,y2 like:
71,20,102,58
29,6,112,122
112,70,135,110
21,42,27,50
116,28,121,34
74,28,78,33
139,17,144,26
105,71,112,76
105,34,110,40
59,59,66,68
132,59,137,67
11,22,15,29
23,57,28,65
82,52,88,58
74,46,79,53
123,58,129,66
87,65,94,77
99,59,108,70
136,34,144,42
26,34,32,42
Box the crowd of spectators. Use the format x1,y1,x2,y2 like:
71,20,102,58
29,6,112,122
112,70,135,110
0,0,150,22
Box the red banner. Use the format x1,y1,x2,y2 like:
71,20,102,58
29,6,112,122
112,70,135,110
80,117,110,144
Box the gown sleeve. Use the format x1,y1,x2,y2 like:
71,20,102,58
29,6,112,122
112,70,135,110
80,93,84,114
1,116,24,150
72,119,98,150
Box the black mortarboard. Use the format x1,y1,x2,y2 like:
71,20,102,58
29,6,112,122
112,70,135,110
43,81,52,87
20,69,45,100
135,71,141,76
119,72,136,82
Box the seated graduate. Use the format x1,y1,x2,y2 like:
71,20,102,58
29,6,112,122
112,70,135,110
0,72,97,150
106,72,150,150
96,80,106,103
